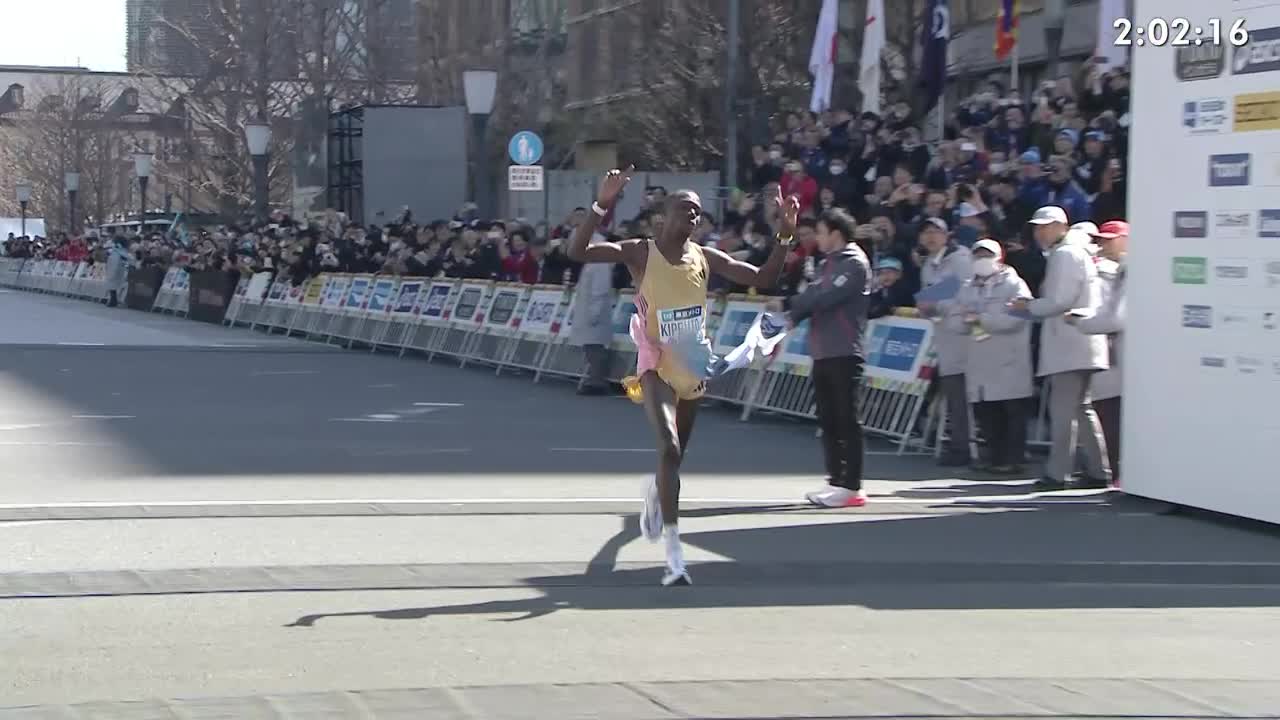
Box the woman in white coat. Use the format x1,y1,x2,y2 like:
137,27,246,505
1069,220,1127,485
568,231,618,394
944,239,1035,474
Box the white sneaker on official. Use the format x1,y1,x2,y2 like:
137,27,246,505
814,487,868,508
804,486,839,506
639,478,662,542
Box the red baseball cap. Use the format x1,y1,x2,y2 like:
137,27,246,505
1094,220,1129,239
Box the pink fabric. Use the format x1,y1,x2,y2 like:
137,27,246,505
630,305,662,375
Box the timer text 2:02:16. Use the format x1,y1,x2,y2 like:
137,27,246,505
1114,18,1249,47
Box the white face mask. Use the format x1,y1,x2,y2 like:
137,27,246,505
973,257,999,277
989,162,1006,175
829,165,846,175
769,150,783,160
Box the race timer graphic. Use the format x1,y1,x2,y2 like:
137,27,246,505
1113,17,1250,47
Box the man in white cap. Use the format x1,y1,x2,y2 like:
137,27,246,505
1009,205,1111,490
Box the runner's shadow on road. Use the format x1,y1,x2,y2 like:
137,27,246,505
284,504,1280,628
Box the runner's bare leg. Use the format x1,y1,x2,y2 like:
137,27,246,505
640,371,682,521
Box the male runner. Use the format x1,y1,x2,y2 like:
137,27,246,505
568,166,799,586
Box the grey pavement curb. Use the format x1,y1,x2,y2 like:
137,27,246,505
3,677,1278,718
5,559,1280,599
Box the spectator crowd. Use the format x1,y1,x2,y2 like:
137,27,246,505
3,59,1129,314
2,60,1131,488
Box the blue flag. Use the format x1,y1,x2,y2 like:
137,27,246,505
919,0,950,112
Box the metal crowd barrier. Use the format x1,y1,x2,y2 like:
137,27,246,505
1,262,958,454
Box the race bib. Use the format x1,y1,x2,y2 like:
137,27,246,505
658,305,705,344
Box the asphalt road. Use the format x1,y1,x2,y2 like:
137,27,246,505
3,290,1280,718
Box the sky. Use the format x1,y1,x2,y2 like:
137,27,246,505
0,0,128,72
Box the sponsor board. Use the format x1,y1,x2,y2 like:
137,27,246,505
1234,91,1280,132
1177,43,1226,81
1214,259,1252,284
1200,355,1227,368
1219,307,1253,329
1236,356,1266,375
1215,210,1253,237
1264,311,1279,330
1185,98,1231,134
1173,211,1209,237
1260,209,1280,237
1232,25,1280,75
1172,256,1208,284
1181,304,1213,328
1209,153,1251,186
1265,260,1280,288
519,288,565,336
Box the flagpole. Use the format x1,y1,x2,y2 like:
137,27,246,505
1011,31,1020,94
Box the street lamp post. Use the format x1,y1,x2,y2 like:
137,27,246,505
15,180,32,238
244,120,272,221
133,152,153,230
65,172,80,235
463,69,498,219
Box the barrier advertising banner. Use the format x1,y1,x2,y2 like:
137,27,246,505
125,267,165,311
714,300,766,354
302,276,326,305
1126,0,1280,523
344,276,372,310
366,278,397,314
521,288,565,336
419,282,454,320
244,272,273,303
449,283,488,325
864,316,932,383
393,280,423,315
322,276,349,307
610,291,638,341
486,285,523,327
186,270,237,324
267,279,288,302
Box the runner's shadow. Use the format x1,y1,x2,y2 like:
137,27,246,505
283,502,1280,629
286,505,809,628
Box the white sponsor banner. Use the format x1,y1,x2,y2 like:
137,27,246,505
520,287,565,336
1127,0,1280,524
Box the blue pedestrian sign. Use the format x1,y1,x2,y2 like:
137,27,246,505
508,131,544,166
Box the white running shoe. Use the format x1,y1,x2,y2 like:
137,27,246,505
640,478,662,542
814,487,868,508
661,568,693,586
804,486,839,506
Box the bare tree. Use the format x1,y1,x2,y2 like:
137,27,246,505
134,0,417,218
0,75,141,231
594,0,821,172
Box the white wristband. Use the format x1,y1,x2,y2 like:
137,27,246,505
591,202,608,217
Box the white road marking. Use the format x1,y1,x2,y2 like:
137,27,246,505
345,447,473,457
413,402,464,407
550,447,653,453
368,413,399,420
250,370,318,376
72,415,135,420
329,417,398,423
368,383,397,389
0,441,113,447
0,424,45,431
56,342,105,347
